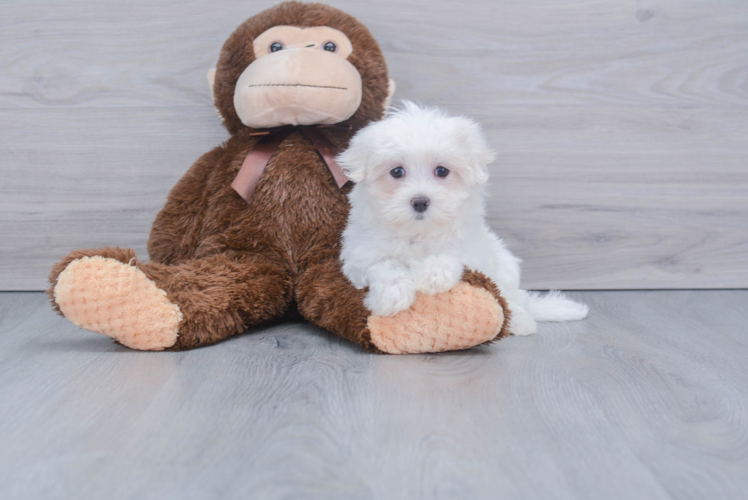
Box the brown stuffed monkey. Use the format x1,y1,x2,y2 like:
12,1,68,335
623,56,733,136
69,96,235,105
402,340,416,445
48,1,510,354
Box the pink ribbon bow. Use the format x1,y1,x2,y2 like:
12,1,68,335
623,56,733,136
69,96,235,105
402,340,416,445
231,125,351,203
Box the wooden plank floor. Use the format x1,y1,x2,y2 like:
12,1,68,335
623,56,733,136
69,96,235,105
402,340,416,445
0,290,746,499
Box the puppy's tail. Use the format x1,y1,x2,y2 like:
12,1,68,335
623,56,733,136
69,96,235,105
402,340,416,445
526,290,589,322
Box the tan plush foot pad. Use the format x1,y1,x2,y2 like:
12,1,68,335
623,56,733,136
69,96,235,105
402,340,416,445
367,282,504,354
54,256,182,350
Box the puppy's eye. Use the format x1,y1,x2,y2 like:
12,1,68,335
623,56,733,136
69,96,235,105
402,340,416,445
270,42,283,52
323,41,337,52
435,166,450,178
390,167,405,179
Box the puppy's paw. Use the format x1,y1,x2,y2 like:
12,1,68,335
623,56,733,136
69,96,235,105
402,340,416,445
412,255,463,295
364,261,416,316
365,277,416,316
508,307,538,336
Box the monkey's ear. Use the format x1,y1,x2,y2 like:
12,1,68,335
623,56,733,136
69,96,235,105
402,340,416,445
207,68,217,94
382,78,396,115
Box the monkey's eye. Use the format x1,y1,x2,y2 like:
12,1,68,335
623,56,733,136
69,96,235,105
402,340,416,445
390,166,405,179
323,41,337,52
270,42,283,52
435,166,450,178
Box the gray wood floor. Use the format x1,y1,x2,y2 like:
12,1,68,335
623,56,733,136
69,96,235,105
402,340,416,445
1,291,746,499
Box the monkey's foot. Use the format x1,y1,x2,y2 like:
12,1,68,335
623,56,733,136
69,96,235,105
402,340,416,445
53,256,182,350
367,277,508,354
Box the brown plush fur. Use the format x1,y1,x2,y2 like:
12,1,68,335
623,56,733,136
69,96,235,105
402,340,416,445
48,1,509,352
212,2,389,135
462,269,512,344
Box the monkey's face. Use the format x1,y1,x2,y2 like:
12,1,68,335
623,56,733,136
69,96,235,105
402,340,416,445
233,26,363,129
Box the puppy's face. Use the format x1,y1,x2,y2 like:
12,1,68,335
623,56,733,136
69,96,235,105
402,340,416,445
338,103,495,233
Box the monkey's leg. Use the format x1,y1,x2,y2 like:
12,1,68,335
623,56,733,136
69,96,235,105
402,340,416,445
295,258,511,354
48,247,293,350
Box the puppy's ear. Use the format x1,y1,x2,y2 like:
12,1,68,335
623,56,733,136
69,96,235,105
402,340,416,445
336,128,372,183
454,117,495,185
470,139,495,186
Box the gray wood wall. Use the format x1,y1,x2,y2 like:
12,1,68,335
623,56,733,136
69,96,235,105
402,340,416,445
1,0,747,291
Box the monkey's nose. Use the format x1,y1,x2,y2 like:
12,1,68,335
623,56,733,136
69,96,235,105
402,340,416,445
411,196,430,213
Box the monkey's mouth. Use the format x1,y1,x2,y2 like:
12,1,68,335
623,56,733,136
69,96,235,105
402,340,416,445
247,83,348,90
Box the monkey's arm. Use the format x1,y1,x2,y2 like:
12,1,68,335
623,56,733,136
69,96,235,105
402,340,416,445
147,146,226,265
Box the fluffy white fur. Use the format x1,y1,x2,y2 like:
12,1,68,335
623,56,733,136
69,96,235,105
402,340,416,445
337,102,588,336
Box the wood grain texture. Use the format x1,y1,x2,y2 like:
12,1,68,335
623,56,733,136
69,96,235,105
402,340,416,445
1,290,747,499
1,0,747,290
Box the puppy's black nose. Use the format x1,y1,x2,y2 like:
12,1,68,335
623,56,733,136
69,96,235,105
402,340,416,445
411,196,430,213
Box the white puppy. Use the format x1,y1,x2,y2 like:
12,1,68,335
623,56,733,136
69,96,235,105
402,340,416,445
337,102,588,336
